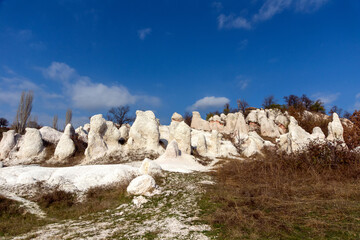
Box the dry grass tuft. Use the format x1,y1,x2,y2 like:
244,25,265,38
0,195,47,237
35,183,130,220
201,142,360,239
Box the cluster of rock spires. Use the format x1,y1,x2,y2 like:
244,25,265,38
0,108,348,166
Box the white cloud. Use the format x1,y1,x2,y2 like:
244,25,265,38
138,28,152,40
40,62,160,111
253,0,292,22
312,92,340,105
70,80,137,110
42,62,76,82
218,14,252,29
218,0,328,30
296,0,328,12
188,96,230,111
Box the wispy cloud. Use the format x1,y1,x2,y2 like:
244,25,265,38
236,76,250,90
212,1,223,11
187,96,230,111
355,93,360,110
238,39,249,50
138,28,152,40
41,62,76,82
218,0,328,30
312,92,340,105
218,14,252,29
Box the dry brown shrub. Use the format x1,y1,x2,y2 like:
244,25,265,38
343,110,360,150
203,142,360,239
287,106,330,135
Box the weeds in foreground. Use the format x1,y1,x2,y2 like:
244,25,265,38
201,143,360,239
35,183,131,220
0,195,47,237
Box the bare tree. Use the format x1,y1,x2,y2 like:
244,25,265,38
107,106,134,127
237,98,249,114
52,115,58,130
0,118,9,128
262,95,276,109
27,115,40,128
65,109,72,127
14,91,34,134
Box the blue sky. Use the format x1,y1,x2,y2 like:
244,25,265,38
0,0,359,127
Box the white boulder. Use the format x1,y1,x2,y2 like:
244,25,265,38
127,174,156,196
39,126,63,144
169,121,191,154
139,158,163,177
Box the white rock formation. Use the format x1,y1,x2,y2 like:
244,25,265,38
75,126,88,143
242,131,274,157
311,127,325,140
277,117,312,153
191,111,210,131
327,113,344,142
169,121,191,154
127,175,156,196
119,124,130,141
139,158,163,177
16,128,44,160
0,130,16,160
171,112,183,122
85,114,108,160
54,124,76,160
257,110,280,138
224,112,248,137
162,140,181,158
196,134,207,155
103,121,121,151
128,110,163,153
0,164,139,195
40,126,63,144
83,123,90,133
155,140,208,173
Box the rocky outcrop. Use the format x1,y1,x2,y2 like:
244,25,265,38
40,126,63,144
0,130,16,160
54,124,76,160
277,117,311,153
224,112,248,137
257,110,280,138
241,131,274,157
191,111,210,131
